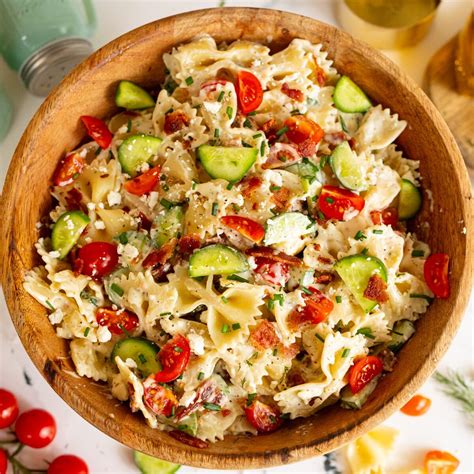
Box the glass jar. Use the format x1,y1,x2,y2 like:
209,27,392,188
0,0,96,96
0,83,12,143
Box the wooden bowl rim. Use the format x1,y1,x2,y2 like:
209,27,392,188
1,7,473,469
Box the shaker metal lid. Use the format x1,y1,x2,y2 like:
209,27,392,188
20,38,93,97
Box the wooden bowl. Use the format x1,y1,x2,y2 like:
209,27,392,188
0,8,472,469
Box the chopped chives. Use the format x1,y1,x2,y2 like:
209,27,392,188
242,141,253,148
138,353,147,364
174,346,183,353
110,283,124,297
336,295,342,304
354,230,367,241
192,181,197,190
185,76,194,86
228,274,248,283
45,300,55,311
270,185,281,192
160,198,173,210
95,147,101,156
126,119,132,132
273,293,284,306
211,202,218,216
247,111,257,116
317,210,326,221
356,327,375,339
214,128,220,138
226,106,233,119
341,348,350,358
411,250,425,257
273,348,278,356
246,393,257,406
301,286,313,295
260,141,266,156
252,133,263,139
232,323,241,330
83,327,90,337
276,126,288,137
325,196,334,204
165,107,174,115
160,312,172,316
118,232,128,244
361,248,369,255
221,296,229,304
217,91,225,102
243,118,252,128
162,183,170,191
315,333,325,343
221,324,230,333
372,229,384,234
226,182,234,190
197,371,205,380
203,402,221,411
409,293,434,302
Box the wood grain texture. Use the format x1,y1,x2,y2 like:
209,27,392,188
0,8,473,469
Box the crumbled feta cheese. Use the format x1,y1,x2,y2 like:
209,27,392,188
78,148,88,158
48,250,61,259
48,308,64,324
94,220,106,230
35,222,43,229
125,358,138,369
203,101,221,114
107,191,121,207
98,202,105,209
117,243,139,265
462,227,467,235
139,162,150,173
97,325,112,343
87,202,96,211
147,191,159,209
188,333,205,356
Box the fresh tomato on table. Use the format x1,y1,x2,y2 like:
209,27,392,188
0,450,7,474
0,388,18,428
424,253,450,299
220,215,265,243
124,166,160,196
74,242,118,278
96,307,139,335
53,152,85,187
424,450,459,474
245,399,283,433
348,356,383,394
236,71,263,114
318,185,365,221
155,334,191,383
80,115,113,149
401,394,431,416
48,455,89,474
15,409,56,448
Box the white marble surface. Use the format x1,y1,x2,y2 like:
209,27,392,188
0,1,472,473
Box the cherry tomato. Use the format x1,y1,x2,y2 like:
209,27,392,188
155,334,191,383
80,115,113,149
0,389,18,429
254,258,290,286
48,455,89,474
318,185,365,221
370,207,398,227
236,71,263,114
53,152,85,187
15,409,56,448
124,166,160,196
401,394,431,416
348,356,383,394
143,376,178,417
74,242,118,278
220,215,265,243
424,450,460,474
288,287,334,329
284,115,324,156
424,253,450,299
96,307,139,335
244,399,283,434
0,449,7,474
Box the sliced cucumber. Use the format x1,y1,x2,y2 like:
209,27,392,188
264,212,315,246
286,157,322,191
197,145,257,183
115,80,155,110
189,244,248,277
118,134,162,177
333,76,372,113
153,206,184,247
330,141,366,191
387,319,415,352
104,267,130,306
51,211,90,259
341,375,380,409
112,337,161,378
334,254,388,312
175,413,198,437
134,451,180,474
398,179,422,220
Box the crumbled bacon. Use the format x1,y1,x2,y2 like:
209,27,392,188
363,274,389,303
315,273,334,284
137,211,152,232
263,143,301,170
278,342,300,359
64,188,85,212
286,371,305,387
143,238,177,268
178,234,201,256
246,247,303,267
271,186,291,210
317,256,332,265
311,57,326,87
324,132,356,151
260,119,278,144
164,110,189,134
240,175,262,198
297,138,318,157
281,83,304,102
250,320,280,350
169,430,209,449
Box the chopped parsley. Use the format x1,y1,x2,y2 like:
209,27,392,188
411,249,425,257
356,327,375,339
211,202,219,216
217,90,225,102
83,327,90,337
185,76,194,86
226,106,233,119
110,283,124,297
247,111,257,116
361,247,369,255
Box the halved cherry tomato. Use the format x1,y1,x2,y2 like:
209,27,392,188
0,449,7,474
401,394,431,416
288,287,334,329
263,143,301,169
155,334,190,383
15,409,56,449
80,116,113,149
254,258,290,286
124,165,160,196
236,71,263,114
244,399,283,433
164,111,189,134
221,215,265,243
424,450,460,474
0,389,18,429
143,375,178,417
318,185,365,221
74,242,118,278
424,253,450,299
348,356,383,394
53,152,84,187
370,207,398,227
284,116,324,156
96,307,139,335
200,79,228,93
48,455,89,474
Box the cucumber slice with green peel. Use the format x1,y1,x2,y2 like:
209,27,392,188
197,145,257,183
175,413,198,437
286,158,322,191
340,375,380,409
330,141,366,191
118,134,162,177
333,76,372,113
387,319,415,352
134,451,180,474
398,179,422,220
104,267,130,305
264,212,315,246
115,80,155,110
153,206,184,247
112,337,161,378
189,244,249,277
51,211,90,259
334,254,388,313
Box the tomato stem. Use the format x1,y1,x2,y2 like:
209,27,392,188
0,438,18,444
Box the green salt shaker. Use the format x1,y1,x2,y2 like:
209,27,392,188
0,0,96,96
0,83,12,142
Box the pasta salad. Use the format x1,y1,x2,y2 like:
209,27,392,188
24,36,450,445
